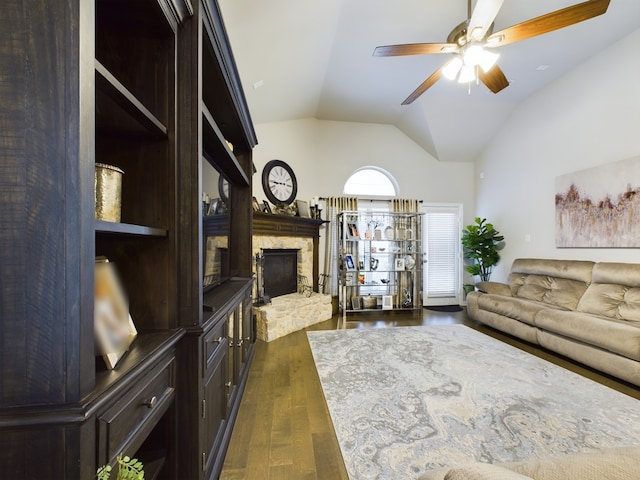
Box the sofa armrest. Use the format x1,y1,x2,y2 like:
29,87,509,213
475,281,511,296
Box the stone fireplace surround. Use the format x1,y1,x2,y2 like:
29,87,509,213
252,211,324,292
252,212,332,341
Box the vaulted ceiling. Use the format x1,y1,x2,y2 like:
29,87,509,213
219,0,640,162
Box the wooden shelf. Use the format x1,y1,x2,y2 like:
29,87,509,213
202,104,249,186
95,220,168,237
95,60,168,138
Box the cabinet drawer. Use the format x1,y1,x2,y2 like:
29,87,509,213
97,355,175,464
203,318,227,373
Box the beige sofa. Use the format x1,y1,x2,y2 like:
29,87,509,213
420,445,640,480
466,258,640,387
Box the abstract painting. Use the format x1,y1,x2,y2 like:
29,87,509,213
555,156,640,247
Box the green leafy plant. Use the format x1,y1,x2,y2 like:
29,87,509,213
461,217,505,282
96,455,144,480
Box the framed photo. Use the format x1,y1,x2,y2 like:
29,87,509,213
262,200,272,214
252,196,262,212
296,199,310,218
344,254,356,271
94,257,137,369
395,258,405,271
207,198,219,216
382,295,393,310
347,223,359,238
351,296,361,310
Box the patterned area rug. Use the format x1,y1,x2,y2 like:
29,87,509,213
307,325,640,479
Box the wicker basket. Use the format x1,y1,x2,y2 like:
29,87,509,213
95,163,124,222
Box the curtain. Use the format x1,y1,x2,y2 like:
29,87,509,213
391,198,420,308
391,198,419,213
322,196,358,296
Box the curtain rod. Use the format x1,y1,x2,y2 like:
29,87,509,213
317,197,423,203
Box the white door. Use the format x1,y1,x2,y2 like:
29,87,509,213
421,204,463,306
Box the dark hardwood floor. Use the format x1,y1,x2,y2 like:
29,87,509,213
220,307,639,479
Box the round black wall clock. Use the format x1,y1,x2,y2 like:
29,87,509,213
262,159,297,205
218,175,229,204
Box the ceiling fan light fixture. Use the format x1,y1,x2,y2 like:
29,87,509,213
462,44,499,73
458,63,476,84
442,57,463,80
463,44,485,66
478,49,499,72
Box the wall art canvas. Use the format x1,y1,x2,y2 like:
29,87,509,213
555,156,640,247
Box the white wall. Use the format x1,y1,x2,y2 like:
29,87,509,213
251,119,475,280
475,29,640,282
252,118,475,212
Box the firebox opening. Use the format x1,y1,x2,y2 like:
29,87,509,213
262,248,299,299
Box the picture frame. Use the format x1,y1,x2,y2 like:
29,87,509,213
395,258,405,270
208,198,219,216
262,200,272,214
351,296,361,310
344,254,356,271
382,295,393,310
296,199,310,218
347,223,359,238
94,257,137,369
252,196,262,212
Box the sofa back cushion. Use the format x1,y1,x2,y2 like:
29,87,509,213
577,262,640,321
508,259,594,310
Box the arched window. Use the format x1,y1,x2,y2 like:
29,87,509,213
343,167,398,196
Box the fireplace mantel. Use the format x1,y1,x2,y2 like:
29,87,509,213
253,211,325,237
253,212,325,291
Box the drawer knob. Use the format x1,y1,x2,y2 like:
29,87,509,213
225,381,232,389
214,336,223,344
145,396,157,409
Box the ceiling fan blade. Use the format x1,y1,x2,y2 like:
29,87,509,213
478,64,509,93
373,43,457,57
401,66,444,105
467,0,505,41
487,0,610,47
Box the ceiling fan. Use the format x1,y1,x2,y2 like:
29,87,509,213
373,0,610,104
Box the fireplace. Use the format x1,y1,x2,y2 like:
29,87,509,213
260,249,299,300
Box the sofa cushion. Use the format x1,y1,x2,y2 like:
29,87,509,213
443,463,533,480
477,294,552,326
508,445,640,480
513,275,588,311
534,309,640,361
420,446,640,480
591,262,640,287
577,283,640,322
509,258,594,283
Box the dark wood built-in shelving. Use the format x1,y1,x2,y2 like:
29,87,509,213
1,0,255,478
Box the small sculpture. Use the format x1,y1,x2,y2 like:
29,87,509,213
402,288,413,309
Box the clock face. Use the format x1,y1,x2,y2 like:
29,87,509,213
262,160,297,205
268,167,293,201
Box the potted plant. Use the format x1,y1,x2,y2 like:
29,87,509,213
461,217,505,282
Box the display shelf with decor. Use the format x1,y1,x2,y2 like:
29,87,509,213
337,211,424,324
